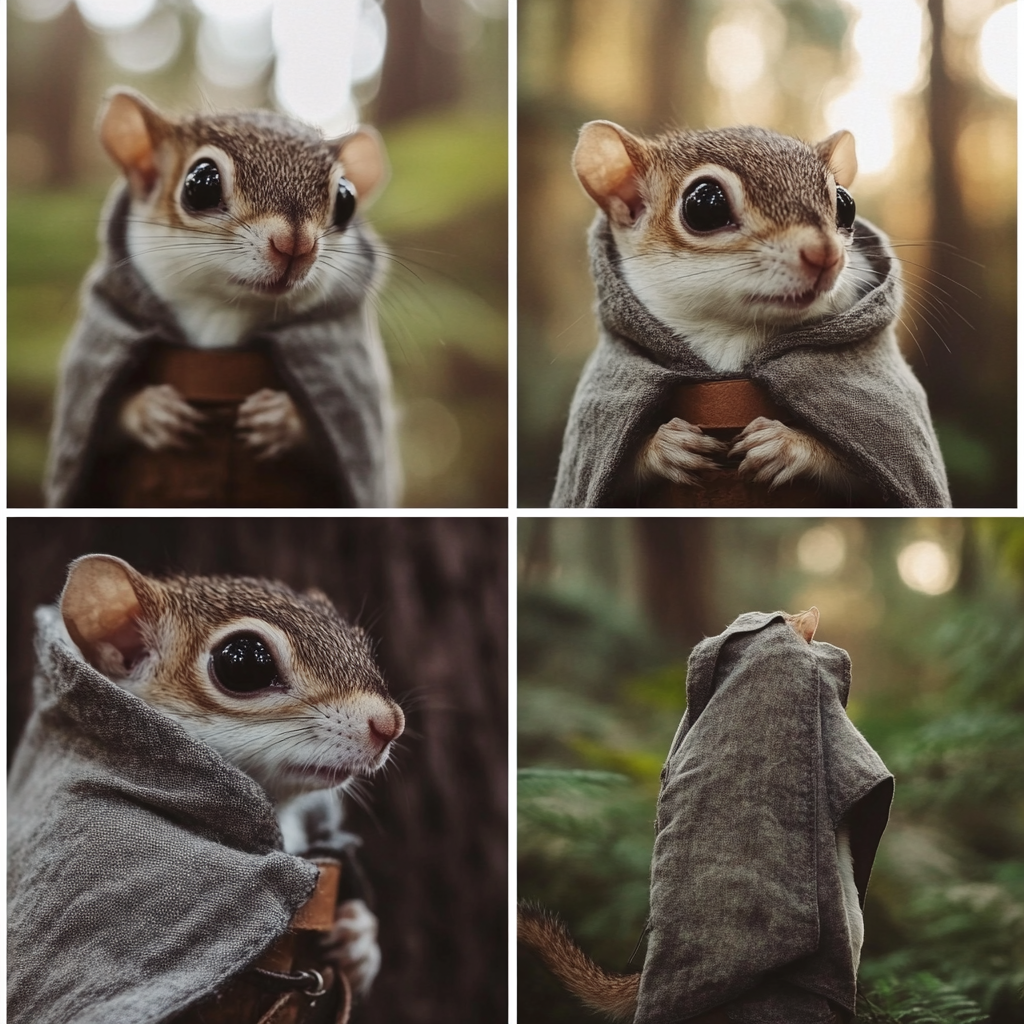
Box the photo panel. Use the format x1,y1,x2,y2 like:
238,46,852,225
517,516,1022,1024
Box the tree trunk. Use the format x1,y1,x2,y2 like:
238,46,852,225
376,0,461,124
632,518,715,652
7,517,508,1024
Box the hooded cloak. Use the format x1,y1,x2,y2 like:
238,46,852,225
636,612,893,1024
7,606,319,1024
44,186,398,508
551,216,950,508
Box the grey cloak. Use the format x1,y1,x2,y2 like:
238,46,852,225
7,606,319,1024
44,185,398,508
636,612,894,1024
551,216,950,508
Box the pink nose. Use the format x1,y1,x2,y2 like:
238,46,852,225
368,709,404,750
269,230,315,259
800,241,840,272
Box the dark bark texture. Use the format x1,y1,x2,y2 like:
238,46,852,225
6,517,508,1024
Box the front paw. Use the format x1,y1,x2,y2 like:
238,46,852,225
320,899,380,998
730,416,841,488
236,388,306,458
637,418,728,487
119,385,204,450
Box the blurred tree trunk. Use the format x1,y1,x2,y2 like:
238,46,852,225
376,0,460,123
632,518,714,652
646,0,700,130
8,2,88,185
7,518,507,1024
923,0,989,504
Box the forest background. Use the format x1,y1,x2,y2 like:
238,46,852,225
519,517,1024,1024
518,0,1016,508
8,0,508,508
8,517,508,1024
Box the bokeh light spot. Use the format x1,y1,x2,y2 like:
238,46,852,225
76,0,155,31
706,18,766,94
105,9,182,74
796,525,847,575
979,3,1016,100
897,540,957,595
193,0,273,20
401,398,462,482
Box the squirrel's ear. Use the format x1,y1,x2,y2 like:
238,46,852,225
784,607,820,644
816,130,858,188
99,88,172,199
304,586,336,608
335,126,389,206
573,120,648,227
61,555,155,677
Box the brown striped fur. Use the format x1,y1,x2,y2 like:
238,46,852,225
60,554,403,802
518,902,640,1021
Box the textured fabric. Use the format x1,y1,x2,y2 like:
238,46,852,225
551,215,950,508
44,185,398,508
7,606,319,1024
635,612,893,1024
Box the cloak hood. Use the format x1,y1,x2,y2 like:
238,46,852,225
7,605,319,1024
44,185,398,508
636,612,893,1024
551,215,950,508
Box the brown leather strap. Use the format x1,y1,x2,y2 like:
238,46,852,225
668,379,792,430
254,859,342,973
292,860,342,931
144,346,282,402
178,860,349,1024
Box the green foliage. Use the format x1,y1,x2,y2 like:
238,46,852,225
518,767,653,965
857,973,990,1024
517,521,1024,1024
372,110,506,237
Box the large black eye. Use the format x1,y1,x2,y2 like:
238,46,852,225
333,177,357,229
182,159,223,212
835,185,856,230
681,179,733,232
211,633,282,693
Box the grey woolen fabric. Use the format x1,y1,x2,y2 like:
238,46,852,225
7,606,319,1024
635,612,893,1024
551,216,950,508
44,185,398,508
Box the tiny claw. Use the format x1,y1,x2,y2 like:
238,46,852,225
638,417,729,487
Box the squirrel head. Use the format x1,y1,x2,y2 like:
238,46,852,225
61,553,404,801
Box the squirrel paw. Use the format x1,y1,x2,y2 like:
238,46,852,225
320,899,380,998
236,388,306,459
637,418,728,487
120,384,204,450
730,416,841,488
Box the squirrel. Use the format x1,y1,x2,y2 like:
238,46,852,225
518,609,866,1022
59,553,405,997
45,89,399,508
554,120,950,508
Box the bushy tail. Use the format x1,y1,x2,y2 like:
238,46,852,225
517,901,640,1022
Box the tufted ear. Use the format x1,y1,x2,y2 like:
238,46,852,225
99,88,175,199
573,120,649,227
304,586,336,608
61,554,156,676
816,130,858,188
334,126,389,206
785,607,820,644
